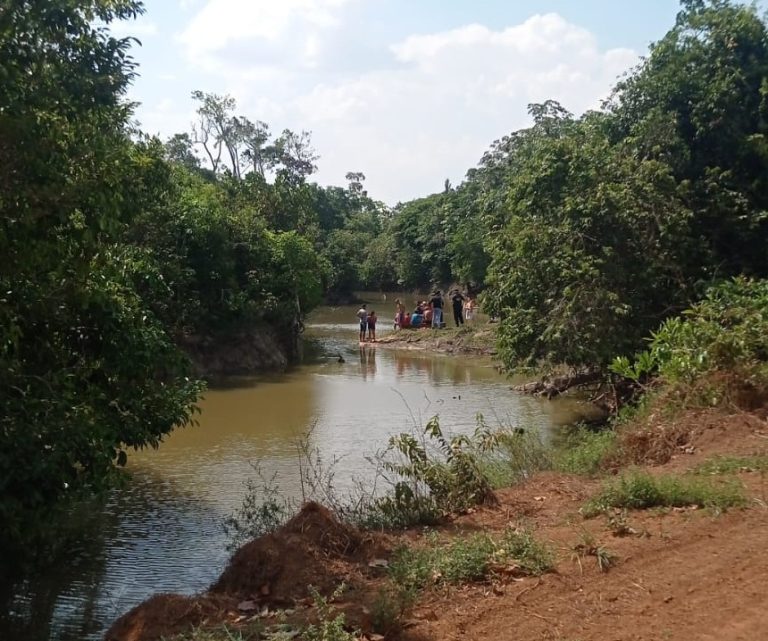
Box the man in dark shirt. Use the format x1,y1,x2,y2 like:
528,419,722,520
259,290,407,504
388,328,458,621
451,289,465,327
430,290,444,328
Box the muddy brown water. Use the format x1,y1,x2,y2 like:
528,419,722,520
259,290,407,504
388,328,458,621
0,294,595,641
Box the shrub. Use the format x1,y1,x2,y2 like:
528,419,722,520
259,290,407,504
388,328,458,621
377,417,499,520
222,464,291,550
611,277,768,395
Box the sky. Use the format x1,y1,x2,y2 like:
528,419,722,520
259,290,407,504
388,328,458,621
115,0,761,205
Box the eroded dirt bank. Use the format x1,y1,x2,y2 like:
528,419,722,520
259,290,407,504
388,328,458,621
106,407,768,641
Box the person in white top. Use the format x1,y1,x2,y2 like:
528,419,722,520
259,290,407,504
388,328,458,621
356,304,368,342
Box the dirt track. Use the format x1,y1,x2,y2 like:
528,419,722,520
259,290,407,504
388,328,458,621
406,482,768,641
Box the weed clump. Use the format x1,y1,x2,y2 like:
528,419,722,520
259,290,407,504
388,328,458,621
692,455,768,475
381,416,499,516
571,530,617,573
554,427,616,476
303,585,357,641
583,471,747,517
480,427,553,488
500,527,554,576
370,585,417,636
387,527,553,593
222,463,290,550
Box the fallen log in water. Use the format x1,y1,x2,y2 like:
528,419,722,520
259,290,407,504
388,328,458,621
514,369,604,399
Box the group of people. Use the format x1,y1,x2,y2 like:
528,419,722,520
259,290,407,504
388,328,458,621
356,305,378,342
356,290,478,341
393,289,477,330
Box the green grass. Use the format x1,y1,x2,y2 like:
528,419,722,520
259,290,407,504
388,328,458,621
553,427,616,477
500,527,555,575
582,471,747,517
387,527,553,593
479,430,553,488
692,455,768,476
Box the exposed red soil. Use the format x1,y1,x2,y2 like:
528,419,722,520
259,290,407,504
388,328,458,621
104,593,237,641
211,501,374,601
105,410,768,641
105,502,388,641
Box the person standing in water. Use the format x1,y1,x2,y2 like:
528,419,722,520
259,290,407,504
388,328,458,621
367,310,378,342
357,304,368,342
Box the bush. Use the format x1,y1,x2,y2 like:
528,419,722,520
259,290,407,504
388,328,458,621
376,417,499,522
612,277,768,389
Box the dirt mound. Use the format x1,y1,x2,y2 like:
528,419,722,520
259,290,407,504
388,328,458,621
104,593,235,641
614,404,768,468
210,502,369,602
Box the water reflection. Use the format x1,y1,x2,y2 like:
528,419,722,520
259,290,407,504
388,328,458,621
358,344,377,380
1,470,225,641
1,294,596,641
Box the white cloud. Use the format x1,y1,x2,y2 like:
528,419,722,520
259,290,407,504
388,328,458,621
177,0,355,71
139,10,638,204
289,14,637,202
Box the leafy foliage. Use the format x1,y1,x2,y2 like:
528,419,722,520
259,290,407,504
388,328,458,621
0,1,330,558
646,277,768,383
441,0,768,372
377,417,499,522
0,0,205,555
610,277,768,413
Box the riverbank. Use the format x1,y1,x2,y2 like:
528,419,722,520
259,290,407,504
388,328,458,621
181,326,291,377
375,323,498,356
106,389,768,641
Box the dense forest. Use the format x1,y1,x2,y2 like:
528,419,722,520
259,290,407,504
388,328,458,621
2,0,768,559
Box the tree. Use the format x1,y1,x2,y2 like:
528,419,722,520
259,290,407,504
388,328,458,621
240,118,272,177
272,128,319,184
164,132,202,171
191,90,244,177
0,0,202,555
345,171,366,195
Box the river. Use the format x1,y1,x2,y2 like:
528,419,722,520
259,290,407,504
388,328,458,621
0,295,594,641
